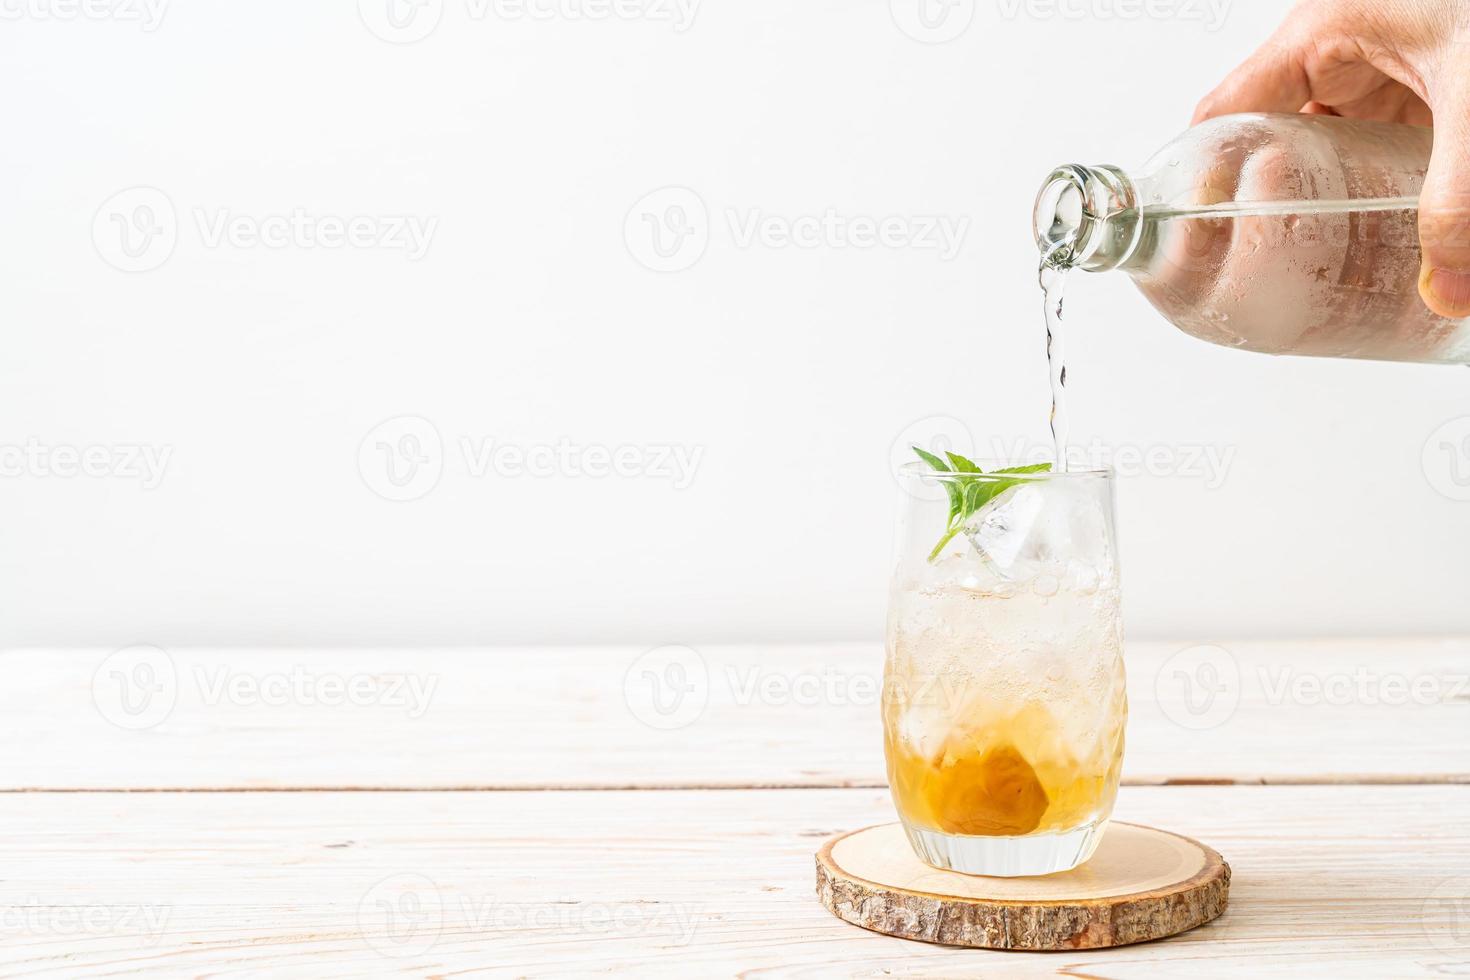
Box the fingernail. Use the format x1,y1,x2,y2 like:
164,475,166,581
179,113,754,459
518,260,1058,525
1422,267,1470,317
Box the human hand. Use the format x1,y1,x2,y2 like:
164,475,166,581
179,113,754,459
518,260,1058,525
1194,0,1470,317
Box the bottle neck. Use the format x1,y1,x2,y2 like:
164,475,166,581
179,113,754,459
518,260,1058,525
1033,164,1143,273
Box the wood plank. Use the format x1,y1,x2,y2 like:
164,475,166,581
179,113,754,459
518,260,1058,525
3,638,1467,790
0,785,1465,976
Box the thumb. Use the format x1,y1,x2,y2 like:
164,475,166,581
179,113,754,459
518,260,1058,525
1193,42,1312,125
1418,82,1470,318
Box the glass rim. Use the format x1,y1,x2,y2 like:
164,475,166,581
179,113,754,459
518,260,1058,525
895,460,1114,481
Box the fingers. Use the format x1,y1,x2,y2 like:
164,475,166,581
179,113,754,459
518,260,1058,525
1418,79,1470,318
1193,40,1314,124
1193,2,1324,124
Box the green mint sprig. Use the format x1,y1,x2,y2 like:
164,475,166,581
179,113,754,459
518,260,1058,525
912,448,1051,562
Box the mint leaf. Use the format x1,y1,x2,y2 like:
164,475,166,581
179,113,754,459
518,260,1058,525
927,527,966,563
962,479,987,516
912,447,951,473
913,447,962,519
945,452,982,474
909,452,1053,563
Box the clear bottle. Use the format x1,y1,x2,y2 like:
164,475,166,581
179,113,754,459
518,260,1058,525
1034,112,1470,364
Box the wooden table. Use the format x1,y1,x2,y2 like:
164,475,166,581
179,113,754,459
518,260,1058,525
3,639,1468,976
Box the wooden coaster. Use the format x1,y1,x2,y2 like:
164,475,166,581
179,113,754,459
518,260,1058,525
816,822,1229,951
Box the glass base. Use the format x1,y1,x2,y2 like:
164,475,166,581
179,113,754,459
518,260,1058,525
901,819,1108,877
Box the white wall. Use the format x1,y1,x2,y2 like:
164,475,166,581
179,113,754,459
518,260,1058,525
0,0,1464,647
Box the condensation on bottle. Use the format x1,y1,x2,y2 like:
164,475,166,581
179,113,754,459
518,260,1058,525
1034,112,1470,365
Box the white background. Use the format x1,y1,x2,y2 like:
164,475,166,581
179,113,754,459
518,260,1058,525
0,0,1464,648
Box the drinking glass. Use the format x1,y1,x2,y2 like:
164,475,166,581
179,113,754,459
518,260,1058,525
883,462,1127,877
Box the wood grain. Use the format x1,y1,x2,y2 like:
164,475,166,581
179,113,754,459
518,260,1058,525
3,638,1466,790
816,822,1230,949
0,785,1462,976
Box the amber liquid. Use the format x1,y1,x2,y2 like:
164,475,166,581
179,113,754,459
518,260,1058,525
884,701,1122,838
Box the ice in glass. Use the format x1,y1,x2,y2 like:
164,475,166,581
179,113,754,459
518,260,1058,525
883,461,1126,876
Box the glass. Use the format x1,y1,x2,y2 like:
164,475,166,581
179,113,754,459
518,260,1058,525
883,463,1127,877
1033,112,1470,365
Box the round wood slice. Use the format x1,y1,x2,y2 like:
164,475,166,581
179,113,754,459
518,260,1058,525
816,822,1229,951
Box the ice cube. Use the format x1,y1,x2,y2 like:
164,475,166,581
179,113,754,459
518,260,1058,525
965,484,1045,579
1064,558,1102,595
1034,479,1111,577
911,551,1015,601
896,700,950,761
965,479,1112,584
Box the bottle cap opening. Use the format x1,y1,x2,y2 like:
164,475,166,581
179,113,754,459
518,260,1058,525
1033,164,1140,272
1034,167,1090,265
